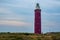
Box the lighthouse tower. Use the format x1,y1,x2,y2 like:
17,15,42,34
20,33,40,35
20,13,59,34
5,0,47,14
34,3,41,34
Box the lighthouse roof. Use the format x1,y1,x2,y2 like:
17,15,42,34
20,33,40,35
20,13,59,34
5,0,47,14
36,3,40,9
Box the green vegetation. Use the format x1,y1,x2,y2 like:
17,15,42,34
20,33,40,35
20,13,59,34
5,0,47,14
0,32,60,40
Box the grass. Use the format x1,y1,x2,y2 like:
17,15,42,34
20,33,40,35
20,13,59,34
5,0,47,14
0,32,60,40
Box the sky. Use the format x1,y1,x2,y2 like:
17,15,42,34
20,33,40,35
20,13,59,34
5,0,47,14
0,0,60,33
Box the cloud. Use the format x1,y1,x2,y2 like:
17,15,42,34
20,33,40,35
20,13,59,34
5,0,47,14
54,0,60,1
0,0,34,9
0,0,60,33
42,12,60,27
42,12,60,16
0,7,12,14
42,20,60,27
0,7,32,27
42,20,60,33
40,0,60,7
40,0,60,14
0,7,26,21
0,20,31,26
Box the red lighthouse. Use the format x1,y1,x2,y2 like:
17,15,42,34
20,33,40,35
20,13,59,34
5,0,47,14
34,3,41,34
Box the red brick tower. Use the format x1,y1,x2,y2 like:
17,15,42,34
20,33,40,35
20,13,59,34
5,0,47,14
34,3,41,34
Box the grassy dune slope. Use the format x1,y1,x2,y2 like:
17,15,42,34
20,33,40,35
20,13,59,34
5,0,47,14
0,32,60,40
